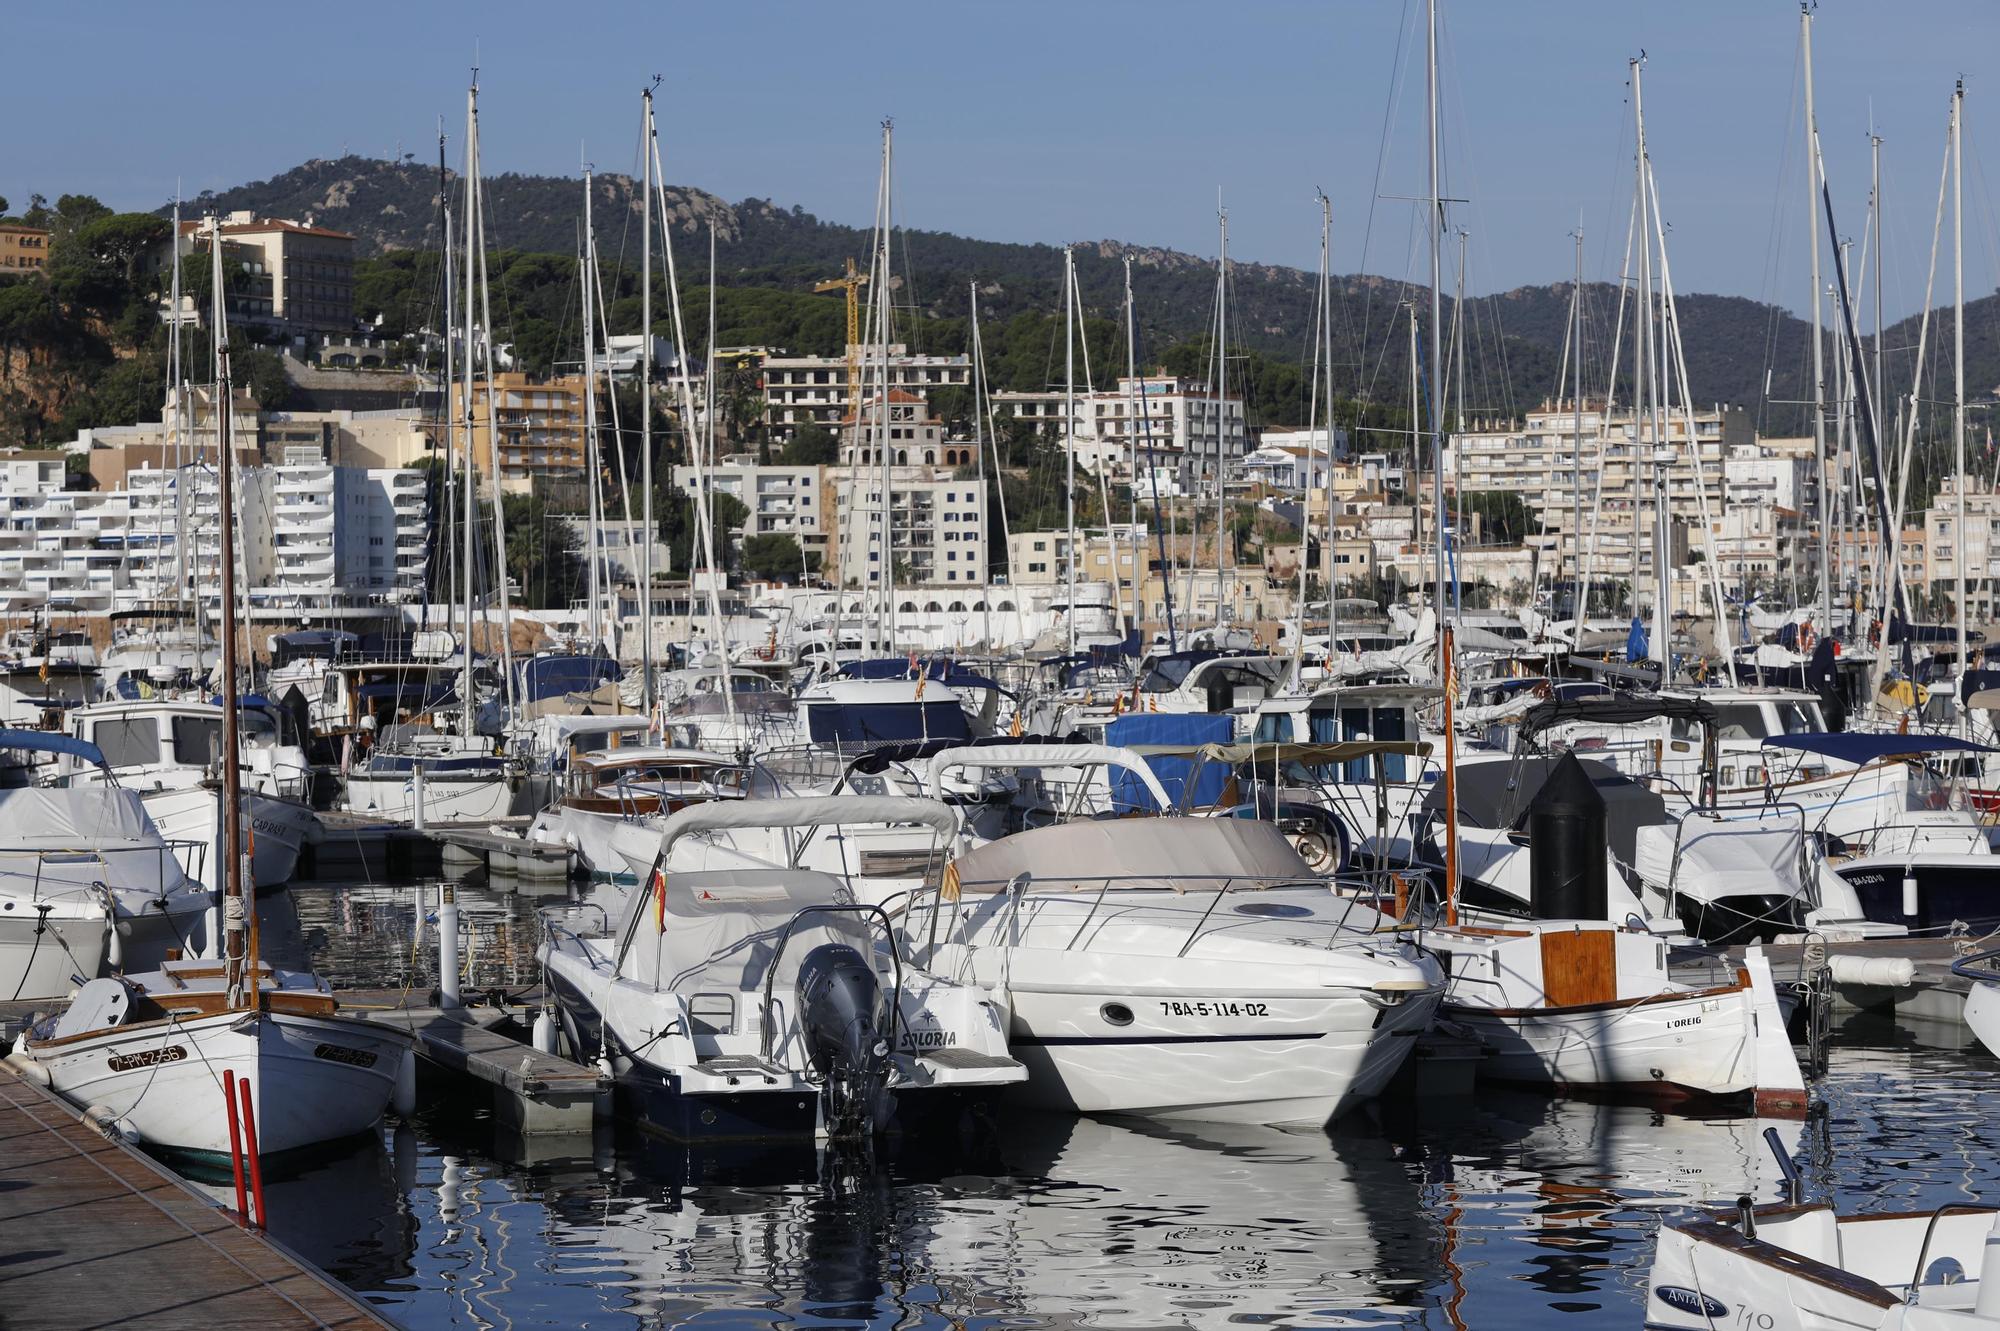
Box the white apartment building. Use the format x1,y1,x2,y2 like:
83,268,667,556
833,470,986,588
761,343,972,437
992,374,1249,489
1447,400,1772,585
673,457,831,568
1924,476,2000,623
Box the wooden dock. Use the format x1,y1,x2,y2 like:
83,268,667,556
304,813,571,884
359,1000,604,1134
0,1064,399,1331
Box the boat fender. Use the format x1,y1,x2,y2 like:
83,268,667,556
531,1007,558,1056
1827,955,1917,988
82,1104,140,1146
1977,1213,2000,1316
391,1048,418,1118
105,914,122,969
2,1052,50,1086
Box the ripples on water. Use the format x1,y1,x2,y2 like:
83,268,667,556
250,880,2000,1329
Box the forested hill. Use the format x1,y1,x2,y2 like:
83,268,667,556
169,154,1881,434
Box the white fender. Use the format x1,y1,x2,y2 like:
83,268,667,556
391,1047,418,1118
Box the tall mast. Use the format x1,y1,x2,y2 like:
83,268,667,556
460,88,478,737
1633,56,1669,668
1214,209,1230,628
1063,243,1077,657
1802,5,1832,637
582,162,602,652
438,130,457,670
1319,193,1338,668
639,85,658,717
166,197,184,611
1954,81,1968,722
874,122,896,654
1297,194,1329,677
1570,228,1585,630
469,82,517,723
209,220,250,1008
1426,0,1447,626
703,224,734,723
974,279,994,651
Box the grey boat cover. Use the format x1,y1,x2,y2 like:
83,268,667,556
946,817,1312,895
1422,755,1669,871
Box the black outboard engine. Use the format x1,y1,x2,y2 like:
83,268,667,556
795,942,892,1138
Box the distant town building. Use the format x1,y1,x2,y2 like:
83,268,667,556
0,223,49,274
761,343,972,438
992,374,1249,489
173,213,356,332
468,372,587,489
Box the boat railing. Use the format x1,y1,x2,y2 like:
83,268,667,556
1658,800,1817,923
4,837,209,903
1905,1203,1999,1305
756,902,905,1068
540,903,614,966
1948,943,2000,985
924,871,1386,961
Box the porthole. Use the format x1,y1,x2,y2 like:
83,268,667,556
1100,1002,1133,1027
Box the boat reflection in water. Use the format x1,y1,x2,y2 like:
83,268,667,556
1411,1089,1810,1325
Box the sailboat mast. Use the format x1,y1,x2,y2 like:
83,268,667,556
208,221,249,1006
1953,81,1967,724
469,84,518,723
582,164,602,651
639,85,658,718
1802,6,1833,638
1064,244,1077,657
1319,193,1337,668
1571,229,1585,631
1298,195,1328,677
439,132,458,672
460,87,479,739
1214,211,1229,630
874,122,896,654
1631,57,1656,656
1426,0,1447,626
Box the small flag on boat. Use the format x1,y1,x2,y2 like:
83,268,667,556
941,861,961,903
652,865,667,931
1009,710,1024,737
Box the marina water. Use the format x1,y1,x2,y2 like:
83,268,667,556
228,873,2000,1329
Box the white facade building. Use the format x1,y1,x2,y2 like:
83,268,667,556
993,374,1249,489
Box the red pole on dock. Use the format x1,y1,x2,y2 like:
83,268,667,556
236,1076,267,1229
222,1069,247,1224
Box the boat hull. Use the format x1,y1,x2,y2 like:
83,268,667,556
343,770,518,823
140,785,316,892
0,908,108,1003
1451,986,1764,1101
1002,983,1440,1125
27,1007,410,1157
1837,854,2000,934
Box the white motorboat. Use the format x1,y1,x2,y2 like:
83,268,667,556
1957,946,2000,1058
538,796,1027,1140
8,961,414,1159
0,730,212,1001
1429,918,1809,1113
899,800,1444,1127
1650,1197,2000,1329
526,746,745,880
343,729,518,823
57,698,320,891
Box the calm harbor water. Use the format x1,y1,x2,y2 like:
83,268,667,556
244,876,1998,1330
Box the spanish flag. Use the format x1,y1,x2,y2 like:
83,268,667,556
652,865,667,931
940,861,961,903
1009,710,1023,737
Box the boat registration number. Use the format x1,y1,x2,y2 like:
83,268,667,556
1159,1001,1268,1018
108,1045,186,1072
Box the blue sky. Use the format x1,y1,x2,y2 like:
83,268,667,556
11,1,1997,319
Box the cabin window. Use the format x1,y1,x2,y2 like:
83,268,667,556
94,716,159,769
1714,705,1769,741
1252,712,1290,744
171,715,224,766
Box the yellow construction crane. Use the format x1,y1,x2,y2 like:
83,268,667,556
813,257,870,420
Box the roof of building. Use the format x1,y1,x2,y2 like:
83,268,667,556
180,218,355,241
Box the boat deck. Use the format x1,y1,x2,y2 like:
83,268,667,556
0,1063,398,1330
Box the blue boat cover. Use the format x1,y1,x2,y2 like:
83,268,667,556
518,654,619,701
0,727,105,767
837,658,1011,697
1105,713,1234,811
1762,733,1992,762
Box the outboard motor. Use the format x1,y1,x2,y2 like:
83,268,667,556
795,942,892,1138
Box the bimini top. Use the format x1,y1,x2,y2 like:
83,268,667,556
1517,692,1719,742
0,727,105,769
1761,733,1993,763
947,817,1312,894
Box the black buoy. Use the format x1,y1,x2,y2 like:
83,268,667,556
1527,750,1608,920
